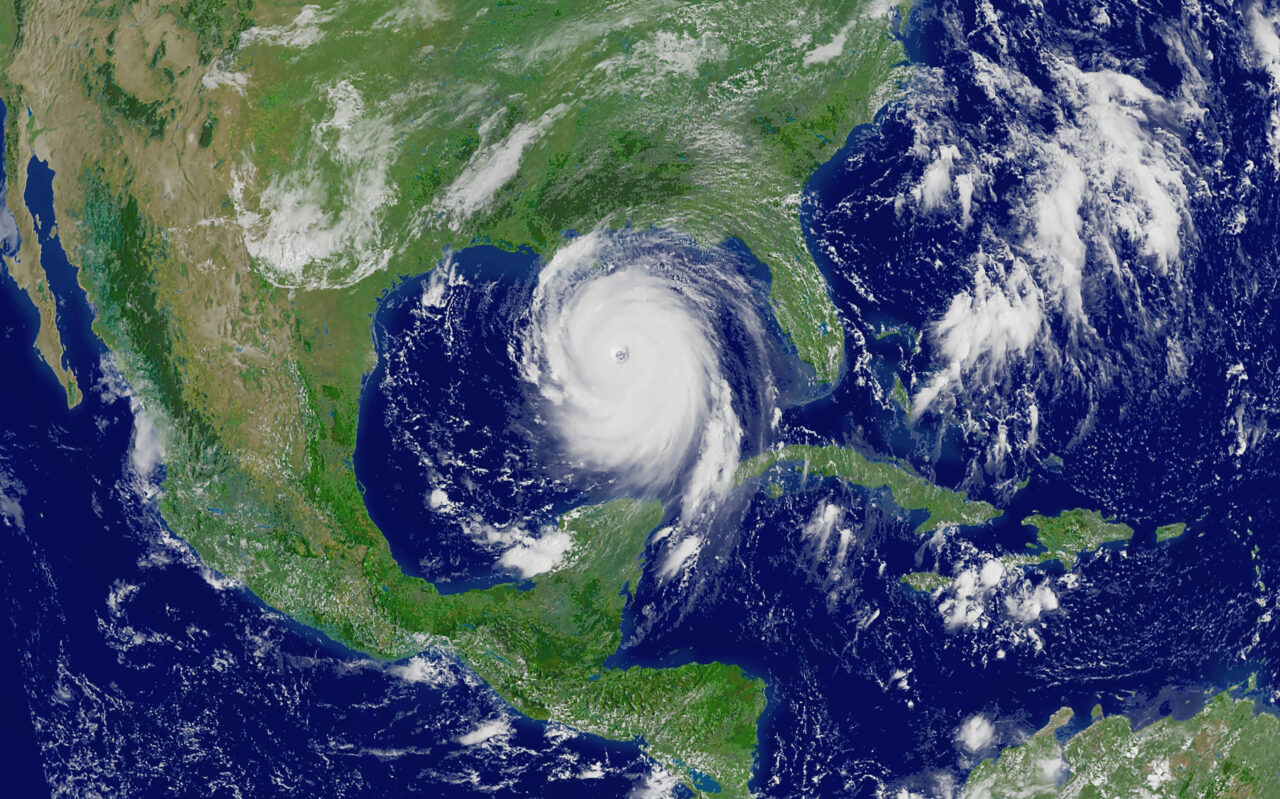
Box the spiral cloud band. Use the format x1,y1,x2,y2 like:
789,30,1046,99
522,230,775,518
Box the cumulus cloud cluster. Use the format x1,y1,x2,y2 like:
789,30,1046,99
129,400,165,482
388,655,458,687
461,518,573,579
931,553,1064,641
901,48,1198,416
1250,7,1280,166
957,714,995,752
496,529,574,579
233,81,399,289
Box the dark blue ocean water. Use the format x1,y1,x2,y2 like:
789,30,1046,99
0,107,661,797
7,0,1280,796
353,234,798,589
798,0,1280,522
349,0,1280,796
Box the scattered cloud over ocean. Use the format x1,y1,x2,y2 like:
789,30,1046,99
957,714,995,752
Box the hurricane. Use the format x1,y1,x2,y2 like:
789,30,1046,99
522,230,779,518
358,228,788,584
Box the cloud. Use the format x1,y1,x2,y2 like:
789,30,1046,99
427,487,452,509
0,470,25,530
434,105,568,228
389,655,457,687
1004,582,1059,622
915,144,963,213
201,60,249,94
980,558,1005,587
934,554,1061,630
1250,7,1280,166
372,0,449,31
629,765,681,799
914,255,1044,416
458,718,511,746
233,81,399,289
129,402,165,479
957,714,995,752
939,563,990,628
632,31,727,79
521,231,768,520
866,0,897,19
660,535,702,580
1038,755,1068,784
106,580,140,617
909,54,1195,415
239,5,332,49
460,517,574,578
497,529,573,578
803,20,855,67
803,501,843,551
128,397,165,499
0,194,16,255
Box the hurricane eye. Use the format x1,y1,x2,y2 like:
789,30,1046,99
611,345,630,364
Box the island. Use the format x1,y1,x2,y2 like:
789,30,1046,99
739,444,1002,533
1016,508,1134,571
901,507,1162,594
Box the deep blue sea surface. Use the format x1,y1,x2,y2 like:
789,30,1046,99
0,105,660,797
7,0,1280,796
350,0,1280,795
353,233,797,589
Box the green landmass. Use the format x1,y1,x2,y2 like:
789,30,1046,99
1018,508,1134,571
898,507,1140,597
0,0,912,790
0,0,29,59
965,686,1280,798
409,499,765,797
966,707,1074,799
900,571,953,593
891,373,910,411
1155,522,1188,542
740,444,1002,533
0,2,17,61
